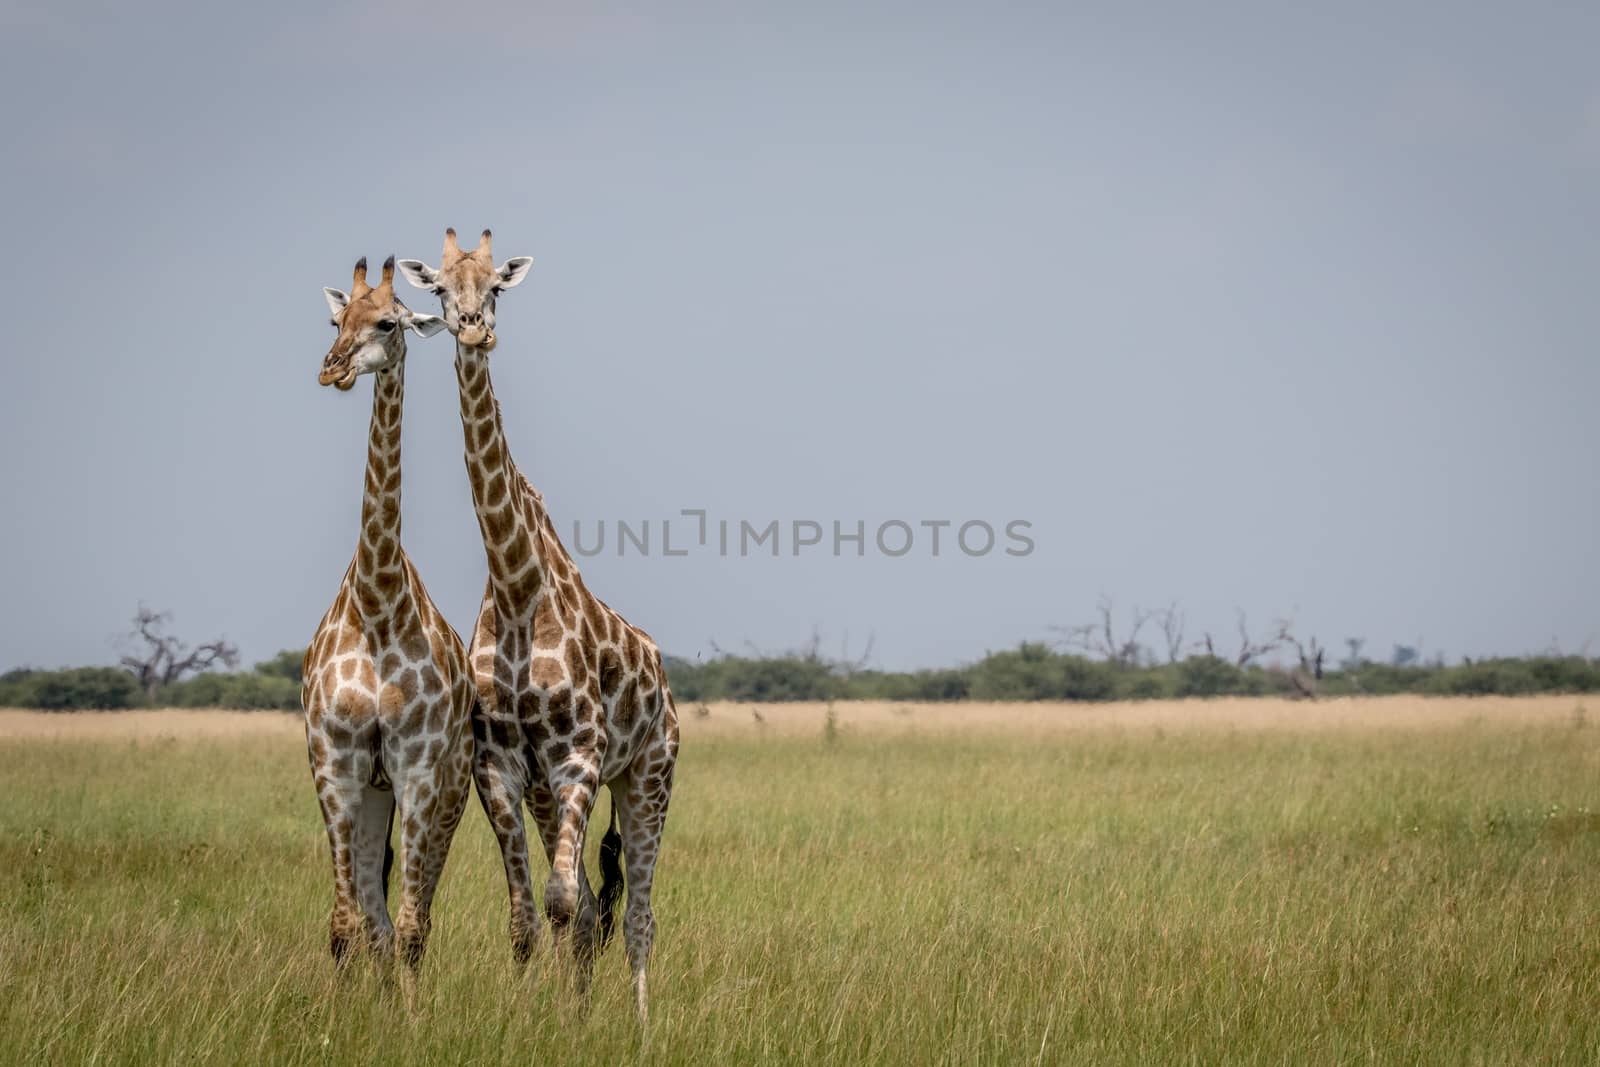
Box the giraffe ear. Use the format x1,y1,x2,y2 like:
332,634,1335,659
322,288,349,316
396,259,440,291
495,257,533,291
406,310,448,338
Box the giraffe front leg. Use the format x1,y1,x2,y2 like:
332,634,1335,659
524,777,560,865
474,735,540,965
544,753,602,993
314,772,371,966
526,778,599,924
391,725,473,974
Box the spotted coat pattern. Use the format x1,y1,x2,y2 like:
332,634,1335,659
302,259,475,973
406,229,678,1022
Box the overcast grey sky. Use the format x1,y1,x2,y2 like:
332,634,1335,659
1,2,1595,672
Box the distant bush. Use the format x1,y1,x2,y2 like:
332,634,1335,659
666,654,836,702
967,644,1118,701
1173,656,1251,698
0,668,36,707
1321,662,1437,696
1407,656,1600,698
0,666,144,710
844,669,972,702
0,647,308,711
160,671,300,710
1522,656,1600,693
253,649,306,686
1114,669,1172,701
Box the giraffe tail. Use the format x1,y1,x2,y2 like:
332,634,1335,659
597,789,624,949
380,795,397,905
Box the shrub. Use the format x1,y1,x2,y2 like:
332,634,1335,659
664,654,837,702
1116,669,1172,701
1523,656,1600,693
1323,662,1436,696
1174,656,1249,698
253,649,306,685
7,667,145,710
0,668,40,707
718,656,836,702
967,644,1117,702
161,672,300,710
1427,660,1539,697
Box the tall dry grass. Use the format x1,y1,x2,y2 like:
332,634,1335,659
2,696,1597,1063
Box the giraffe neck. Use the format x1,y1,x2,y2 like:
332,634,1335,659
352,358,413,621
454,343,549,617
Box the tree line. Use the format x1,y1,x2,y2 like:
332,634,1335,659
2,605,1596,710
664,644,1600,703
0,649,304,710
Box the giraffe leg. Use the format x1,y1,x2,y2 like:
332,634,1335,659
474,738,540,964
613,723,677,1024
351,783,396,959
544,754,602,993
527,777,601,1006
314,762,381,965
537,783,611,959
315,788,359,964
391,743,470,974
525,777,560,866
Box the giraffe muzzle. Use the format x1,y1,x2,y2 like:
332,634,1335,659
318,359,359,391
457,307,495,351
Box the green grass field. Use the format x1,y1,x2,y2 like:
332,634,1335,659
3,701,1598,1064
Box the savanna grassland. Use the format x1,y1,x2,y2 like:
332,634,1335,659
2,696,1598,1065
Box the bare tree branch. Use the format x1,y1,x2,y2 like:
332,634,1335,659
1232,610,1288,667
1155,602,1186,664
1051,597,1151,667
118,605,238,699
1276,619,1324,700
835,630,876,679
1051,622,1104,658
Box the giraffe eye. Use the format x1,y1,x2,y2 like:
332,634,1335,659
375,319,397,332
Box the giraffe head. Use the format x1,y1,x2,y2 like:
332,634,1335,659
319,256,447,390
397,229,532,352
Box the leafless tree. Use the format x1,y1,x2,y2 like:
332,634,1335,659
1281,626,1326,700
118,605,239,699
831,628,876,680
1155,602,1186,664
1196,610,1292,668
1052,596,1152,666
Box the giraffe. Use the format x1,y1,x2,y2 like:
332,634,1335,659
302,255,476,983
399,230,679,1022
